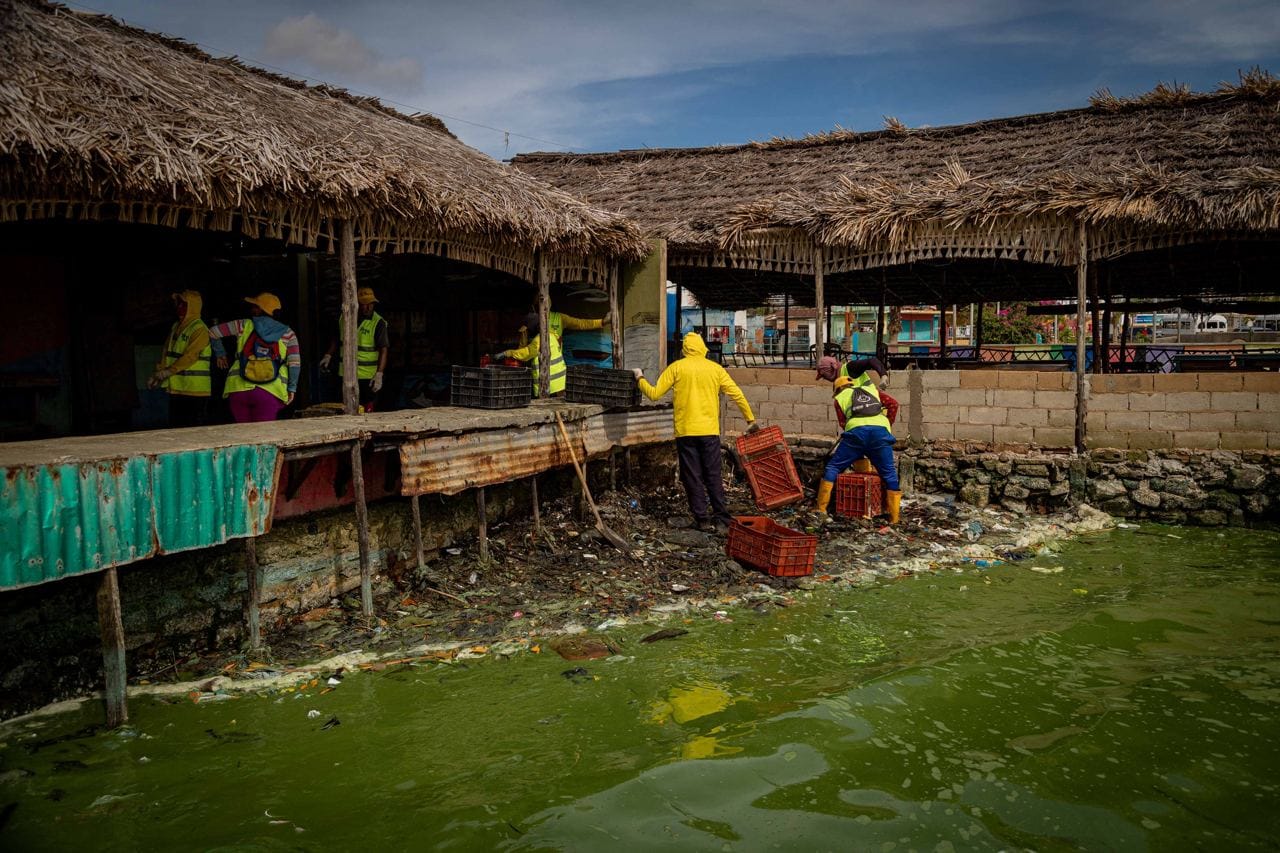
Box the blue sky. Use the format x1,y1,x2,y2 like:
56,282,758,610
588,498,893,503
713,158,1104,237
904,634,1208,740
74,1,1280,158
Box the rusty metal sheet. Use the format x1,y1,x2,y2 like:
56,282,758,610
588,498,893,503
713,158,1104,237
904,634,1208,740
399,408,674,496
0,445,280,591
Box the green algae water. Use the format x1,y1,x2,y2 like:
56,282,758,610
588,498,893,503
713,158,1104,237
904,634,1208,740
3,526,1279,851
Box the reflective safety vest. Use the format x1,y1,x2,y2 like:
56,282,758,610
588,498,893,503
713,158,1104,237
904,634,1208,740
532,332,567,394
835,373,892,432
549,311,565,342
162,320,211,396
224,320,289,403
339,312,384,380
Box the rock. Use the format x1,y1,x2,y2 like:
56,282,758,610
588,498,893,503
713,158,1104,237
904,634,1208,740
1091,479,1127,500
1009,475,1052,492
1048,481,1071,497
958,483,990,508
1100,497,1133,515
1244,492,1271,516
1092,449,1126,463
1015,464,1051,477
1231,465,1266,491
1132,488,1161,509
662,529,713,548
1208,490,1241,510
1192,510,1228,526
552,635,619,661
1003,483,1031,500
1161,475,1196,496
666,515,695,529
1001,499,1028,514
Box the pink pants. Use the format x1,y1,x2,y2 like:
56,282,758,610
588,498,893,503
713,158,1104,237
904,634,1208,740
228,387,286,423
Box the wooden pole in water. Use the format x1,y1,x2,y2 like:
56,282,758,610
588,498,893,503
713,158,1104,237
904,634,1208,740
96,567,128,728
338,219,360,416
1075,222,1089,451
536,253,551,399
813,244,825,358
608,264,624,366
351,443,373,616
410,494,425,568
476,487,489,562
245,537,261,651
531,476,542,537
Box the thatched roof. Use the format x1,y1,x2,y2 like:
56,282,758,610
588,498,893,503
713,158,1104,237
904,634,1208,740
514,73,1280,303
0,0,646,284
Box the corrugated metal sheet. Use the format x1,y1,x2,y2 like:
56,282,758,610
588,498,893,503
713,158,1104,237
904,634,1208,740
400,408,674,496
0,445,280,591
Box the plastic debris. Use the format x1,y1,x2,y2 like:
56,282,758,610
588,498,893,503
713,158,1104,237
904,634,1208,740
640,628,688,644
321,716,341,730
307,709,321,719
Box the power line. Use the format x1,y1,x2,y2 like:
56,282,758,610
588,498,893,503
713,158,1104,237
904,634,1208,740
61,0,577,151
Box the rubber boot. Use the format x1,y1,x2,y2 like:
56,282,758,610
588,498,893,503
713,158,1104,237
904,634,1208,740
886,490,902,524
815,480,835,515
853,458,874,474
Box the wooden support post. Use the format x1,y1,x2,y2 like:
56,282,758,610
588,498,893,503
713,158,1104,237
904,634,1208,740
1075,222,1089,452
1089,268,1102,375
96,567,128,728
813,244,825,357
609,449,617,492
531,476,542,536
608,264,623,366
938,304,948,361
674,282,683,348
350,442,372,616
1120,310,1132,370
1101,272,1114,374
701,304,707,335
476,487,489,563
975,302,985,353
875,286,887,358
245,537,261,651
410,494,425,568
625,448,633,485
782,293,790,366
536,253,551,398
338,219,360,416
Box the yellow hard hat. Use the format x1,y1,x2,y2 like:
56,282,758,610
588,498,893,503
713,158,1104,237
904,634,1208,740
244,292,282,315
833,376,855,393
357,287,378,305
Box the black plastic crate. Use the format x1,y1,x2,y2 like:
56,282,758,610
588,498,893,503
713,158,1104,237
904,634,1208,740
565,364,640,409
450,365,532,409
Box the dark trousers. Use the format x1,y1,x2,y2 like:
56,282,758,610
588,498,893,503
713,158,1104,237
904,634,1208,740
676,435,729,523
168,394,208,428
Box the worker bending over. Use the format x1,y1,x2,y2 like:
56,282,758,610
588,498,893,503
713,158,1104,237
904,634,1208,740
816,364,902,524
320,287,388,412
634,332,758,534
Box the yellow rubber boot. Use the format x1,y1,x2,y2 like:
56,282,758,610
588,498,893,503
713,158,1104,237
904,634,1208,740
815,480,835,514
853,458,874,474
886,490,902,524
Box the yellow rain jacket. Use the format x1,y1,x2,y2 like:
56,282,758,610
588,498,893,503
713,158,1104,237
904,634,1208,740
158,290,211,397
639,332,754,437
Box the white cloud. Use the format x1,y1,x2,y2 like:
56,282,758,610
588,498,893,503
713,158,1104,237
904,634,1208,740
263,12,424,93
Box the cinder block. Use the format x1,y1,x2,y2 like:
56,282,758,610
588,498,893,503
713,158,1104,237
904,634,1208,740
1259,393,1280,412
1149,411,1190,431
1269,433,1280,450
801,420,837,437
1127,392,1168,412
789,369,817,384
947,389,989,407
954,423,994,442
920,370,961,389
1048,408,1076,427
1099,375,1153,393
1129,430,1174,450
997,372,1038,390
1036,372,1071,390
1106,411,1150,431
1034,427,1076,448
959,371,999,389
924,405,961,423
920,390,951,408
1187,411,1236,431
769,385,803,403
726,368,756,384
1210,392,1257,411
1174,430,1220,449
993,426,1035,444
1007,408,1049,426
1235,411,1278,431
1201,373,1243,391
761,402,793,421
1242,374,1280,392
772,419,804,438
1219,432,1268,450
1085,430,1129,449
1035,390,1076,410
1165,392,1211,412
891,419,910,440
793,403,834,423
1090,393,1130,412
1152,373,1198,391
800,385,831,405
994,389,1035,408
966,407,1008,425
923,422,955,441
1086,411,1106,431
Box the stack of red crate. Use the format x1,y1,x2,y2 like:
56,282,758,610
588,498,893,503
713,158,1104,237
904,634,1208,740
835,471,883,518
726,516,817,577
734,426,804,510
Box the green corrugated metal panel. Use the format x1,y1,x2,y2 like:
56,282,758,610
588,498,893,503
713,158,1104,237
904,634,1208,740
0,445,279,591
152,445,279,553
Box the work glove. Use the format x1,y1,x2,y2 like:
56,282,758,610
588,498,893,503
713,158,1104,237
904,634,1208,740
496,351,511,360
746,421,761,434
631,367,644,380
146,368,170,389
319,353,332,372
370,371,384,393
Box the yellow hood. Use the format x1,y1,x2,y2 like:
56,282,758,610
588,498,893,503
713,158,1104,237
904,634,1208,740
682,332,707,358
175,289,203,328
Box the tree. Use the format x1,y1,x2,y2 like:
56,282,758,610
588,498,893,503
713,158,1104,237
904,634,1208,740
980,303,1045,344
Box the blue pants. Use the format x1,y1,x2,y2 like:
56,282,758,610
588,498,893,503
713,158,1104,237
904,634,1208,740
823,426,899,491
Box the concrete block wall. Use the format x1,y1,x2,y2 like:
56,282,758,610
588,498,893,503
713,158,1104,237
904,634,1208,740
722,366,1279,451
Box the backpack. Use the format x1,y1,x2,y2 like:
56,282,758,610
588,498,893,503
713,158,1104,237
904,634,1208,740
238,328,283,385
844,386,884,418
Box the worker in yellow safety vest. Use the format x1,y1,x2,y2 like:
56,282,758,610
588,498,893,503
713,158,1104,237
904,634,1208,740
208,292,301,423
500,313,567,395
321,287,389,412
147,289,212,427
814,366,902,523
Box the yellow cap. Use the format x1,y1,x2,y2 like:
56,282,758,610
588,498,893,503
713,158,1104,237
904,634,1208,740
357,287,378,305
833,376,855,393
244,292,282,315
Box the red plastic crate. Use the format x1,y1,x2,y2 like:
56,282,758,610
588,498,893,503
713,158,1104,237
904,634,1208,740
835,472,883,519
735,426,804,510
726,516,817,577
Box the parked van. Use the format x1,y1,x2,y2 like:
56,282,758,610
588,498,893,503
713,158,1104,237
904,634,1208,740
1196,314,1229,333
